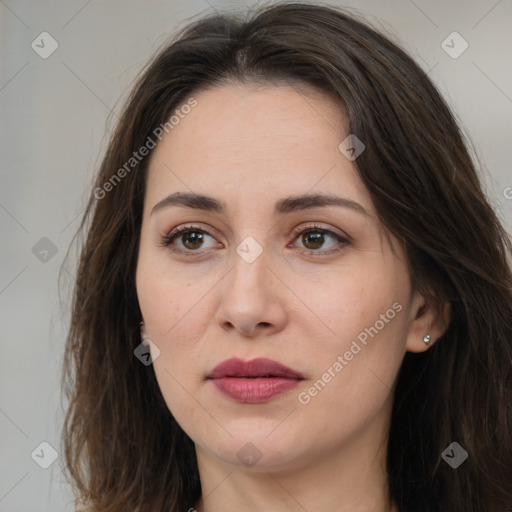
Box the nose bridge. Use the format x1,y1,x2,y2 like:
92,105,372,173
215,235,287,335
230,236,270,297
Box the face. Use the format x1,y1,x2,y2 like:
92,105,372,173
136,82,424,472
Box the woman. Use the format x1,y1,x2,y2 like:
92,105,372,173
62,2,512,511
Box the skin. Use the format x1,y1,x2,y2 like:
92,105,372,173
136,82,448,512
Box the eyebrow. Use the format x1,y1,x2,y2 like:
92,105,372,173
150,191,369,217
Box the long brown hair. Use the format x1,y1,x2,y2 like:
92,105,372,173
61,3,512,511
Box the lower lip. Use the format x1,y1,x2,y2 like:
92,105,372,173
210,377,302,403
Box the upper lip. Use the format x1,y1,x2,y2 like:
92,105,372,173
207,357,304,379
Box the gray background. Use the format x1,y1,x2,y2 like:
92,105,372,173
1,0,511,510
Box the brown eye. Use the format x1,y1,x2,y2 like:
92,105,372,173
162,226,219,252
181,231,204,250
302,232,325,250
292,225,348,254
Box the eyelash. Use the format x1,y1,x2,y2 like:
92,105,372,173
159,223,349,257
290,224,349,256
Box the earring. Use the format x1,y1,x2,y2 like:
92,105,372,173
139,321,145,342
423,334,431,345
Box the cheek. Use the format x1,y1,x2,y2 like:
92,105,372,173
292,258,410,409
136,255,215,409
136,251,213,343
137,266,212,428
291,256,407,346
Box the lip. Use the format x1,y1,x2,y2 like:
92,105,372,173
207,357,305,404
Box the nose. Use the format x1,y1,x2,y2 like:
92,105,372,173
214,246,287,338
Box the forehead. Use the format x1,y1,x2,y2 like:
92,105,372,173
145,82,373,215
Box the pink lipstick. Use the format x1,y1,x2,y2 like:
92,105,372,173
207,357,304,404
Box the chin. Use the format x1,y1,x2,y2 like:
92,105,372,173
194,422,312,471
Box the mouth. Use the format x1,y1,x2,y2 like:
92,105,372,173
207,357,305,403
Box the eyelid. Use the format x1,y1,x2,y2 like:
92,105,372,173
290,222,350,242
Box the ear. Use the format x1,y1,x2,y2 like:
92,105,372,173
405,290,451,353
